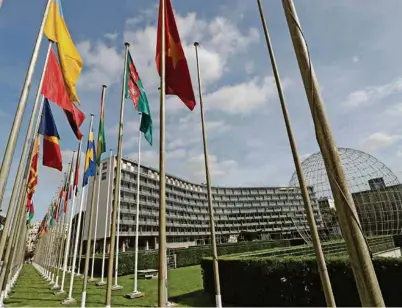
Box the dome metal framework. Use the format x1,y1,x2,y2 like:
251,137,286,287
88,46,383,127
289,148,402,243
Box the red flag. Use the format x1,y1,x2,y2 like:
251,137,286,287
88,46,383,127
42,48,85,139
155,0,196,111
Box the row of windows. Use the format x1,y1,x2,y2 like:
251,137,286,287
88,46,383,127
110,160,310,198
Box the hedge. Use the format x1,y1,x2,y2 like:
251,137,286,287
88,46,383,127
201,255,402,307
230,235,395,260
78,239,290,277
174,239,290,268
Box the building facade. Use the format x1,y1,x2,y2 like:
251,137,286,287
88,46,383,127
84,157,325,250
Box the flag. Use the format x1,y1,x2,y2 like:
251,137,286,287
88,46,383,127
27,135,40,205
44,0,82,103
38,214,48,238
42,48,85,139
156,0,196,110
26,200,34,226
65,103,85,140
125,51,153,145
83,128,96,187
96,93,106,166
39,99,63,171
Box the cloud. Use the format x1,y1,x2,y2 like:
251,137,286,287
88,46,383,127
126,150,159,167
384,103,402,116
203,76,288,114
122,10,260,95
245,61,255,74
185,154,239,182
360,132,401,152
104,32,118,41
206,120,231,134
344,78,402,107
352,56,359,63
167,148,187,160
77,40,123,90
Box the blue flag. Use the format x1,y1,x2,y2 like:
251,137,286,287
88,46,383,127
83,128,96,186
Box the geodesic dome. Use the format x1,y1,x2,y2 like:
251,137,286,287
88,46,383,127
289,148,402,243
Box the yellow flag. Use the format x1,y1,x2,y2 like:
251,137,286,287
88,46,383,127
44,0,83,103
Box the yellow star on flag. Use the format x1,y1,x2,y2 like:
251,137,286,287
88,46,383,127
168,33,183,69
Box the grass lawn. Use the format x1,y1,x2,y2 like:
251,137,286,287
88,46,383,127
4,265,212,307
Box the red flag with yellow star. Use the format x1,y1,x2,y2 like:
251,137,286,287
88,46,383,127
155,0,196,111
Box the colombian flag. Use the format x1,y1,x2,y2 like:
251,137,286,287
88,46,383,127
44,0,82,103
39,99,63,171
83,128,96,187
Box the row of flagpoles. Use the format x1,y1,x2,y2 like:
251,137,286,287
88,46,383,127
0,0,386,307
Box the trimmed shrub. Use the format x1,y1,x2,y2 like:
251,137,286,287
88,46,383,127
82,239,290,277
201,237,402,307
175,239,290,268
202,256,402,306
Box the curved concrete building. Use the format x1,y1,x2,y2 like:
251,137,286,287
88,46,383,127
84,157,324,250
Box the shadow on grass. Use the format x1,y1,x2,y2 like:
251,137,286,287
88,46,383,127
170,289,213,307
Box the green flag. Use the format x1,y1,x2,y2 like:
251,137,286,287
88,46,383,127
96,93,106,166
125,51,152,145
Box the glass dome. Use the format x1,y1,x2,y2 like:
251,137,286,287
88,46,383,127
289,148,402,243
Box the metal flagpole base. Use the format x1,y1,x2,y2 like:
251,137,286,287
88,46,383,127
166,301,176,306
61,297,76,305
51,283,60,290
111,284,123,291
125,290,144,299
96,280,106,286
54,289,65,296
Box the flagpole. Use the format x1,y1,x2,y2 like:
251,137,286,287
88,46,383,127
0,194,27,305
89,84,107,283
0,0,52,208
96,150,113,287
53,167,73,290
76,209,86,277
89,160,102,282
126,116,144,299
256,1,336,306
158,0,167,306
51,197,66,289
282,0,384,306
105,42,129,308
57,142,82,295
193,41,222,308
62,115,94,305
49,205,62,285
111,179,122,290
0,41,53,274
0,95,46,296
81,153,99,307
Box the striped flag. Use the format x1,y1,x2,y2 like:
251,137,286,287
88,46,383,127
26,135,40,206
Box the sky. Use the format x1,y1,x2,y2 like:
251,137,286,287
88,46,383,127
1,0,402,220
